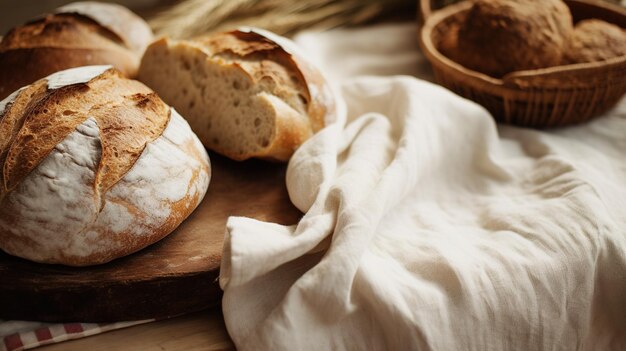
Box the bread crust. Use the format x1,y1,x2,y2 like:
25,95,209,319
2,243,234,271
138,29,336,162
55,1,154,55
0,47,137,101
0,66,211,266
0,2,153,100
227,29,337,132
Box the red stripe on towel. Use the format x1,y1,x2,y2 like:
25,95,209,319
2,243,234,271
4,333,24,351
63,323,84,334
34,327,53,342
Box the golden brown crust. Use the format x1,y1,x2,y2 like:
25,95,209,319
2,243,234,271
216,30,331,160
226,30,333,133
92,91,170,194
0,80,49,200
290,51,334,133
452,0,573,77
139,30,335,162
0,14,125,50
0,47,137,100
1,69,170,198
562,19,626,64
0,67,210,266
0,5,153,100
197,31,312,116
55,1,154,55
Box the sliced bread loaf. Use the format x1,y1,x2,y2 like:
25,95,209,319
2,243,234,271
138,28,336,161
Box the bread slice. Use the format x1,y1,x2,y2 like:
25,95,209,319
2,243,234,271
138,28,336,161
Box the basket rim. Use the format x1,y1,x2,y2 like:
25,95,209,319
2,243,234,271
419,0,626,89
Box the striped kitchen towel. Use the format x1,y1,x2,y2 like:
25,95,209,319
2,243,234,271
0,320,151,351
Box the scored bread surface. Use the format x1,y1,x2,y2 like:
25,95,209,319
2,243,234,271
138,28,336,161
0,66,210,266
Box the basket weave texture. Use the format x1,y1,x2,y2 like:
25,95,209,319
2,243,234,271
419,0,626,128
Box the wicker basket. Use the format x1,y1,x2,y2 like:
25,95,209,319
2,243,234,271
418,0,626,128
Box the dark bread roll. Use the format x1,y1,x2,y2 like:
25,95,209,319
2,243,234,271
450,0,573,77
562,19,626,64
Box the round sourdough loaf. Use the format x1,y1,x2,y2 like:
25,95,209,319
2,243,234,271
138,28,337,162
0,1,153,100
0,65,211,266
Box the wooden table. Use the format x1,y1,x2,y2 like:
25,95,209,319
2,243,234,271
39,308,234,351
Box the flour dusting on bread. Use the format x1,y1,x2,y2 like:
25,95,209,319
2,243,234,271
46,65,112,90
89,109,209,242
0,117,102,261
0,66,211,266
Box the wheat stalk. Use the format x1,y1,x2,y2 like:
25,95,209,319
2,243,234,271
149,0,626,39
149,0,413,38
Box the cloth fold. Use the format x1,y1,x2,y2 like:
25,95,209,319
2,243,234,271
220,26,626,350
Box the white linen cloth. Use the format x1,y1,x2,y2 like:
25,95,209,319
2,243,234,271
220,23,626,350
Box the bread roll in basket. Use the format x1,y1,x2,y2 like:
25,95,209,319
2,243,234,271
419,0,626,128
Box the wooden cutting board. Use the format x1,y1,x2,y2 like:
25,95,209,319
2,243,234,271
0,152,302,323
